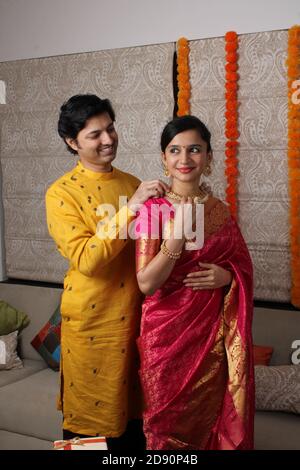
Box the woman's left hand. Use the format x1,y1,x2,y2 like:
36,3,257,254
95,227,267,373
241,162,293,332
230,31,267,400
183,262,232,290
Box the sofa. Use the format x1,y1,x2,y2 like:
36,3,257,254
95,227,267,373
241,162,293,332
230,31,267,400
0,283,63,450
0,281,299,450
252,305,300,449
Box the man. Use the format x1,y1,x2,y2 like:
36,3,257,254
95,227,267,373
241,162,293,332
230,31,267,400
46,94,168,450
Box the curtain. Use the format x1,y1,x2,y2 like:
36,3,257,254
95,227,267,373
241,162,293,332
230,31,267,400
0,43,174,282
189,31,289,302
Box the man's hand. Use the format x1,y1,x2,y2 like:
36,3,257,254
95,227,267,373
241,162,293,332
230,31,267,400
128,180,170,213
183,262,232,290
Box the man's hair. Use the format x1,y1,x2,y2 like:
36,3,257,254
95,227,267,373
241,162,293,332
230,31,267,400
58,94,116,155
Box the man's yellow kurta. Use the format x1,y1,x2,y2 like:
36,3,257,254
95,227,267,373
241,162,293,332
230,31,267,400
46,161,143,437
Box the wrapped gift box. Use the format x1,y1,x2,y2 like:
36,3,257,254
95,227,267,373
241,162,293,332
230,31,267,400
54,436,107,450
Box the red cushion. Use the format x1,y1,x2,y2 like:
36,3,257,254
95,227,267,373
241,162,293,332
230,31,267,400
31,305,61,370
253,344,273,366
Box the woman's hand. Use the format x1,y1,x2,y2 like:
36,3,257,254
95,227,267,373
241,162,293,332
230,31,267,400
183,262,232,290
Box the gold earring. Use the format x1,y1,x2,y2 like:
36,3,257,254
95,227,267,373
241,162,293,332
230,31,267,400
203,165,212,177
163,165,170,177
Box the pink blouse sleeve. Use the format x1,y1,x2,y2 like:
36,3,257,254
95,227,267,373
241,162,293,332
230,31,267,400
135,200,161,272
135,199,175,272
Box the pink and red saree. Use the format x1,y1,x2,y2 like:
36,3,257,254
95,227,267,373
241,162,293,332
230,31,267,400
136,197,254,450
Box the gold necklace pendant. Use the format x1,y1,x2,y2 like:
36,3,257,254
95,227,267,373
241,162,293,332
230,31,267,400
165,183,210,204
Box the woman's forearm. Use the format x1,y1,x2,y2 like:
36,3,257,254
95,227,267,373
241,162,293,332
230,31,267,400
137,238,185,295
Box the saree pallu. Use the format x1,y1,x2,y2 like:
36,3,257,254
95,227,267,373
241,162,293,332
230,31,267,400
136,198,255,450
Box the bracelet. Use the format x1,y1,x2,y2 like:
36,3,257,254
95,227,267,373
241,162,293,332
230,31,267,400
160,239,182,260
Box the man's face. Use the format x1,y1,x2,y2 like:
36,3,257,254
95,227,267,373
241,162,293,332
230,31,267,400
67,112,118,172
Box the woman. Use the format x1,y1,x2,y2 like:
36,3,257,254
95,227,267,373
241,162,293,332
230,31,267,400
135,115,254,450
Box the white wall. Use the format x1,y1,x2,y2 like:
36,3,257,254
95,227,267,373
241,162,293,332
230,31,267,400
0,0,300,62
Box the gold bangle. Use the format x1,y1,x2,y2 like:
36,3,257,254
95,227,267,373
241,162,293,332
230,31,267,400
160,239,182,260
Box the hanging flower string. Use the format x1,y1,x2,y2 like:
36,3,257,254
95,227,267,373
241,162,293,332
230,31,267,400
224,31,240,219
287,25,300,308
177,37,191,116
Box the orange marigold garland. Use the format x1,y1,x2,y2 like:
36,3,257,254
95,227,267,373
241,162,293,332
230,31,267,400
224,31,240,219
287,25,300,308
177,37,191,116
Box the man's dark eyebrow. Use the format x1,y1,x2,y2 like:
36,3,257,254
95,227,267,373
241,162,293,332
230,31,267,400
86,123,114,136
86,129,101,136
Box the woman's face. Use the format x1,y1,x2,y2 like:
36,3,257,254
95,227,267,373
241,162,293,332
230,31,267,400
162,129,211,183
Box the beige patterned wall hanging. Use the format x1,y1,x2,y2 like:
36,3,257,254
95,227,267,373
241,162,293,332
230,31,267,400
189,30,290,302
0,44,175,282
0,31,291,302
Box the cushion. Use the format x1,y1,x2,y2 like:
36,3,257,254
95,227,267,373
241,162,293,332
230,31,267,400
0,330,23,370
255,365,300,414
0,368,61,442
30,305,61,371
0,299,30,335
0,359,46,387
253,344,273,365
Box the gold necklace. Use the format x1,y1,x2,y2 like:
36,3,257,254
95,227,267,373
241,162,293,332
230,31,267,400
165,183,210,204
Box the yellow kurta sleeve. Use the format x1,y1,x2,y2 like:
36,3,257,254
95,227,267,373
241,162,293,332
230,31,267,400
46,186,136,277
